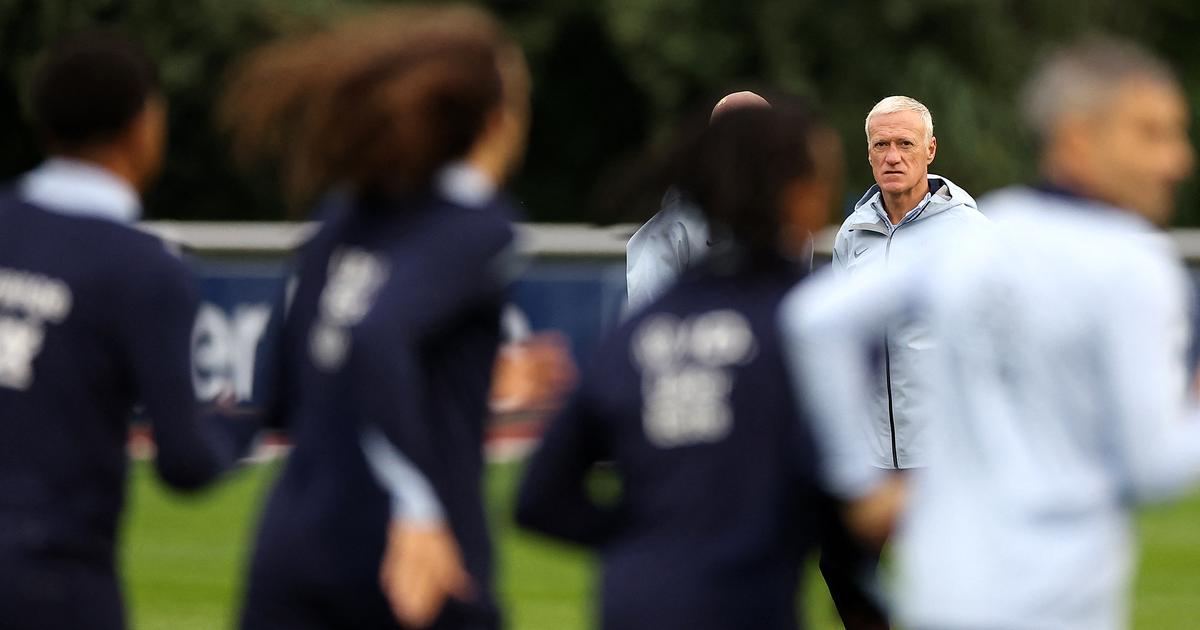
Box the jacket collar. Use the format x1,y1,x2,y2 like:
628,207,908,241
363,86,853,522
19,158,141,224
848,174,974,234
436,161,496,208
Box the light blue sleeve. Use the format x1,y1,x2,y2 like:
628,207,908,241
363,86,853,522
626,191,710,312
360,426,446,524
1100,255,1200,503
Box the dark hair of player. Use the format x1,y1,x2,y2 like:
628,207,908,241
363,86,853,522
30,30,159,152
673,101,818,259
220,5,514,203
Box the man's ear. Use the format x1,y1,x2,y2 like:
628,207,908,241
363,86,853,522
927,135,937,164
123,95,167,191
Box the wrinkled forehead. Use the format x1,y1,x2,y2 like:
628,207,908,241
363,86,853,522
866,110,927,142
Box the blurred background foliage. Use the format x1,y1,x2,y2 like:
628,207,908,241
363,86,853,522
0,0,1198,224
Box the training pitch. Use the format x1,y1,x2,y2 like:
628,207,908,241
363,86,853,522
122,461,1200,629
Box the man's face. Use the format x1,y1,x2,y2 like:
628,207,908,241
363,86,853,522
1080,79,1194,225
866,110,936,197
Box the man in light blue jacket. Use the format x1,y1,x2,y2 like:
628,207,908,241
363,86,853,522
832,96,988,471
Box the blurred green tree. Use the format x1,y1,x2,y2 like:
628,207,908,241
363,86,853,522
0,0,1196,224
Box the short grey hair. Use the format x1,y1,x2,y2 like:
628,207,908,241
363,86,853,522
1021,36,1176,142
864,96,933,145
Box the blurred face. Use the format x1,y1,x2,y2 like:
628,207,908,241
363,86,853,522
127,94,167,192
495,45,532,180
469,46,531,185
866,110,936,196
1072,78,1193,225
781,127,844,255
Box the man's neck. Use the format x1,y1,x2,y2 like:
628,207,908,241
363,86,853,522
58,147,141,194
880,178,930,225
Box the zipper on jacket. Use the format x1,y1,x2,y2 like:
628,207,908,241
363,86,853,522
873,193,938,470
883,227,900,469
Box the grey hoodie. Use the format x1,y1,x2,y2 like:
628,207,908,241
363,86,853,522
830,174,988,468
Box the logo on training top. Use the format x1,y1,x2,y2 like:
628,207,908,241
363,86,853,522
310,248,388,371
631,309,757,448
0,267,73,390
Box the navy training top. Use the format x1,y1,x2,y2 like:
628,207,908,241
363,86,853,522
0,192,235,566
246,188,516,628
517,254,832,630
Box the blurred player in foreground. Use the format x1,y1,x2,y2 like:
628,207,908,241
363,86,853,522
627,89,886,630
0,32,239,630
517,101,902,630
784,37,1200,630
221,6,530,629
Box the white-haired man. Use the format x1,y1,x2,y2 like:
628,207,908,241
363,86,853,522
832,96,987,471
813,97,986,629
785,38,1200,630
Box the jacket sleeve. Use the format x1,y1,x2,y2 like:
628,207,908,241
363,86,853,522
1099,255,1200,503
778,264,915,499
126,255,237,491
351,218,517,524
515,382,618,545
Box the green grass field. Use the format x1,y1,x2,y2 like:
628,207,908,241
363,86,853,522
121,461,1200,630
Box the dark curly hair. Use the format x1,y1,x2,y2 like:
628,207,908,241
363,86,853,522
220,5,526,204
673,100,821,258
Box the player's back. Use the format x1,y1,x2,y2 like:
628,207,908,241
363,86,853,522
897,186,1192,630
0,192,228,558
520,256,828,630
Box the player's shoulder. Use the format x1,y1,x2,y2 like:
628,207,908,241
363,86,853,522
420,192,517,250
629,193,703,247
14,191,187,271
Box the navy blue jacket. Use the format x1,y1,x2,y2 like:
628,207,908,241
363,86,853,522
517,254,830,630
0,193,234,565
243,190,515,629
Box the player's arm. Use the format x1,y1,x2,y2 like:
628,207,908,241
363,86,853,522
354,218,517,521
514,382,618,545
353,219,517,627
1100,258,1200,502
779,264,920,542
250,276,294,433
125,257,239,490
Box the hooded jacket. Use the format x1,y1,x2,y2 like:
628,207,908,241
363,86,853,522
831,174,988,468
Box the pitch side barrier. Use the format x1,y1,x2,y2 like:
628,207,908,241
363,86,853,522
142,221,1200,411
143,222,637,414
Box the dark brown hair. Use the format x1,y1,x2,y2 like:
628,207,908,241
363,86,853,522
674,99,819,257
220,5,518,203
